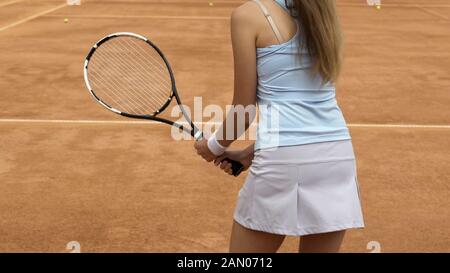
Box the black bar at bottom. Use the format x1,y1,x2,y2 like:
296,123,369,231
0,253,446,272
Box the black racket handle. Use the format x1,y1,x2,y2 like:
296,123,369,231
221,158,245,177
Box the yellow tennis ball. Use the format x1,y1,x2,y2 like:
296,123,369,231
376,5,381,10
64,18,69,23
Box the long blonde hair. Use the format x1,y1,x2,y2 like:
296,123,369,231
289,0,343,83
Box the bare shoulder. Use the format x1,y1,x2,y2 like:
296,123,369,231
231,1,260,26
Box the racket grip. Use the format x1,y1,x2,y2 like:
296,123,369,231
222,158,245,177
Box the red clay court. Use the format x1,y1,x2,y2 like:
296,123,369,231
0,0,449,252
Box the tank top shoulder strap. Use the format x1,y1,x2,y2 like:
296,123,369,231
252,0,284,43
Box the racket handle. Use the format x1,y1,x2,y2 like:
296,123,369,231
193,131,244,176
221,158,245,177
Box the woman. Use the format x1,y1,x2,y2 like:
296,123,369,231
194,0,364,253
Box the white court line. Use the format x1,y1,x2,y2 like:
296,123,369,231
0,119,159,125
39,5,450,24
0,0,23,8
346,123,450,129
0,119,449,129
414,4,449,20
43,14,229,20
0,3,67,32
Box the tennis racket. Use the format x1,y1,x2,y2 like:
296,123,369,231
83,32,244,176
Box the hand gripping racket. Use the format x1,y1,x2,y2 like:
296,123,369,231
83,32,244,176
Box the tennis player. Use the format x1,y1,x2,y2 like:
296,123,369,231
195,0,364,253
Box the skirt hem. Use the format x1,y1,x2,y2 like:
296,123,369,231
234,214,365,236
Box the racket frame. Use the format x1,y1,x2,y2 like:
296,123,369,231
84,32,243,176
84,32,201,139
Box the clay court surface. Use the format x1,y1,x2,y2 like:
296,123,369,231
0,0,449,252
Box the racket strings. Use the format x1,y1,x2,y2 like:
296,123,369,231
105,37,172,107
88,36,173,116
89,52,152,112
90,67,153,115
92,39,169,113
115,39,171,105
89,70,137,114
118,37,173,104
90,54,162,115
120,38,171,87
92,46,165,113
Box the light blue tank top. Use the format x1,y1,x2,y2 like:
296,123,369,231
255,0,351,150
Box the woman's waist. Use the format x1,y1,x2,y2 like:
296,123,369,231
252,139,355,166
256,89,336,103
257,99,348,131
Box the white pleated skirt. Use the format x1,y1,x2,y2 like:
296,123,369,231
234,140,365,236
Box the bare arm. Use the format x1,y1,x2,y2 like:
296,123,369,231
194,3,258,163
216,4,258,147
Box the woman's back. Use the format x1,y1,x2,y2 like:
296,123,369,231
253,0,351,150
195,0,364,253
